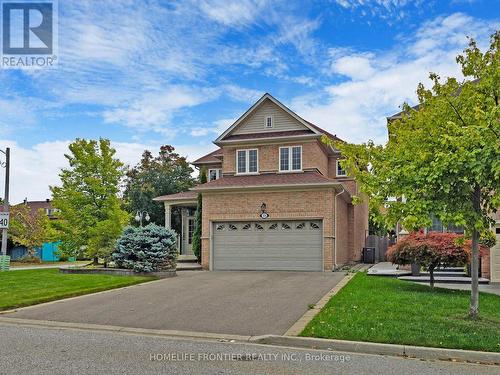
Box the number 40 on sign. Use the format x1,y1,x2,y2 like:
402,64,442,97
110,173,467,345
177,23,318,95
0,213,9,229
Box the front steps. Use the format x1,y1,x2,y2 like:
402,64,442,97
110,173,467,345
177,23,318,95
177,255,202,271
398,275,490,284
399,267,489,284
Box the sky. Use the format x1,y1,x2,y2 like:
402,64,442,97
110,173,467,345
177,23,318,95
0,0,498,203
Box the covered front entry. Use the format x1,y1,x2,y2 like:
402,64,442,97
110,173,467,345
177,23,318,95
153,191,198,257
212,220,323,271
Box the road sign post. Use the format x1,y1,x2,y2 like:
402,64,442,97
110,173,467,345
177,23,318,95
0,147,10,271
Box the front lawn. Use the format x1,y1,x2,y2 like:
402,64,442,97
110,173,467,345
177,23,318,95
301,272,500,352
0,269,156,311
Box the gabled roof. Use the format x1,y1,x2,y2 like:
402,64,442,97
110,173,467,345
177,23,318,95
387,78,481,121
215,93,342,144
387,104,421,121
192,148,223,165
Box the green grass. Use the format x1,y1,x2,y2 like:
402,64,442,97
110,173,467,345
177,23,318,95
0,269,156,311
301,272,500,352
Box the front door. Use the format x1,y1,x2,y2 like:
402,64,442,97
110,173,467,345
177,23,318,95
183,216,195,255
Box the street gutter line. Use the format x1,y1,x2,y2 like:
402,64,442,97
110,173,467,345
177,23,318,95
0,316,498,366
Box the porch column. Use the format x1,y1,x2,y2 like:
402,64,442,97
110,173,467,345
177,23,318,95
164,203,172,229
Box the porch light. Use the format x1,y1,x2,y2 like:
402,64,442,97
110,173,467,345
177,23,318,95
261,203,266,212
135,211,150,227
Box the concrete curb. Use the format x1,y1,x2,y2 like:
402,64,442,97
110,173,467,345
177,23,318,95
249,335,500,365
284,264,370,336
1,316,498,365
0,317,251,343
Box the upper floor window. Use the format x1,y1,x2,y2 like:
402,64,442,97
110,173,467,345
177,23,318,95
208,168,221,182
336,159,347,177
236,149,258,174
265,116,273,128
279,146,301,172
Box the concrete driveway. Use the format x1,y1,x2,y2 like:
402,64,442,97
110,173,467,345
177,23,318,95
3,271,345,336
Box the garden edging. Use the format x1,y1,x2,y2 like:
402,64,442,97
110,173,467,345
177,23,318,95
59,267,176,278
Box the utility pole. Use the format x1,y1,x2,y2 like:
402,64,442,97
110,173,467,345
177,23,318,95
1,147,10,257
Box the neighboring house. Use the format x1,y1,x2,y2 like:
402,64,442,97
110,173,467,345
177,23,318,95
155,93,368,271
490,211,500,282
7,199,61,261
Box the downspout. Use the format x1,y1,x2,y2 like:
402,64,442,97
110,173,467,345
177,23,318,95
333,187,346,271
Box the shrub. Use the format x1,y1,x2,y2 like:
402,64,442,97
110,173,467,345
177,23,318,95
17,255,42,264
112,224,178,272
387,232,470,287
191,193,202,263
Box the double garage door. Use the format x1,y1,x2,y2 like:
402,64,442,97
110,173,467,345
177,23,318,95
212,220,323,271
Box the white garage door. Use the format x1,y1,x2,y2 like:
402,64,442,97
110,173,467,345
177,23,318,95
492,225,500,282
212,220,323,271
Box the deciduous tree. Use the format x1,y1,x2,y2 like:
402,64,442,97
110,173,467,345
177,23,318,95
9,205,54,259
124,145,195,228
326,33,499,319
50,139,129,263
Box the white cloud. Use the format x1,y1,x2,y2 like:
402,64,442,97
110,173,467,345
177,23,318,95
190,117,237,138
290,13,498,145
102,86,218,134
0,139,215,204
198,0,269,27
332,0,422,20
330,53,375,80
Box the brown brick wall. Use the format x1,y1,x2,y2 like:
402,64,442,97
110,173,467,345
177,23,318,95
335,196,349,265
221,140,328,176
201,188,337,270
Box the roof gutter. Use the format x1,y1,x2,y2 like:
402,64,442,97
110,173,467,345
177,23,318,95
214,134,320,147
191,182,345,192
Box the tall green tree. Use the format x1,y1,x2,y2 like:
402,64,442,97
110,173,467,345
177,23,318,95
50,139,129,263
191,193,202,263
124,145,195,227
326,33,499,319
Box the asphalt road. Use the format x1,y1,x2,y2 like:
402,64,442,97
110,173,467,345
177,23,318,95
4,271,345,335
0,323,496,375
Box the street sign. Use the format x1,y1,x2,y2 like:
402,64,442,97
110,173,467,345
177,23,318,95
0,212,9,229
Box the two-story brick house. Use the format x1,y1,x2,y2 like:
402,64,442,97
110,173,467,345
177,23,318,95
154,93,368,271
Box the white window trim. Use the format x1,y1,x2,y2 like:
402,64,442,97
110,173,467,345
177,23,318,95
336,159,347,177
236,149,259,175
265,115,273,128
208,168,221,181
279,145,302,172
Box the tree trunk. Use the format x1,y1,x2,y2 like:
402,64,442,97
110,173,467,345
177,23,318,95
93,256,99,265
469,186,481,320
429,265,435,288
